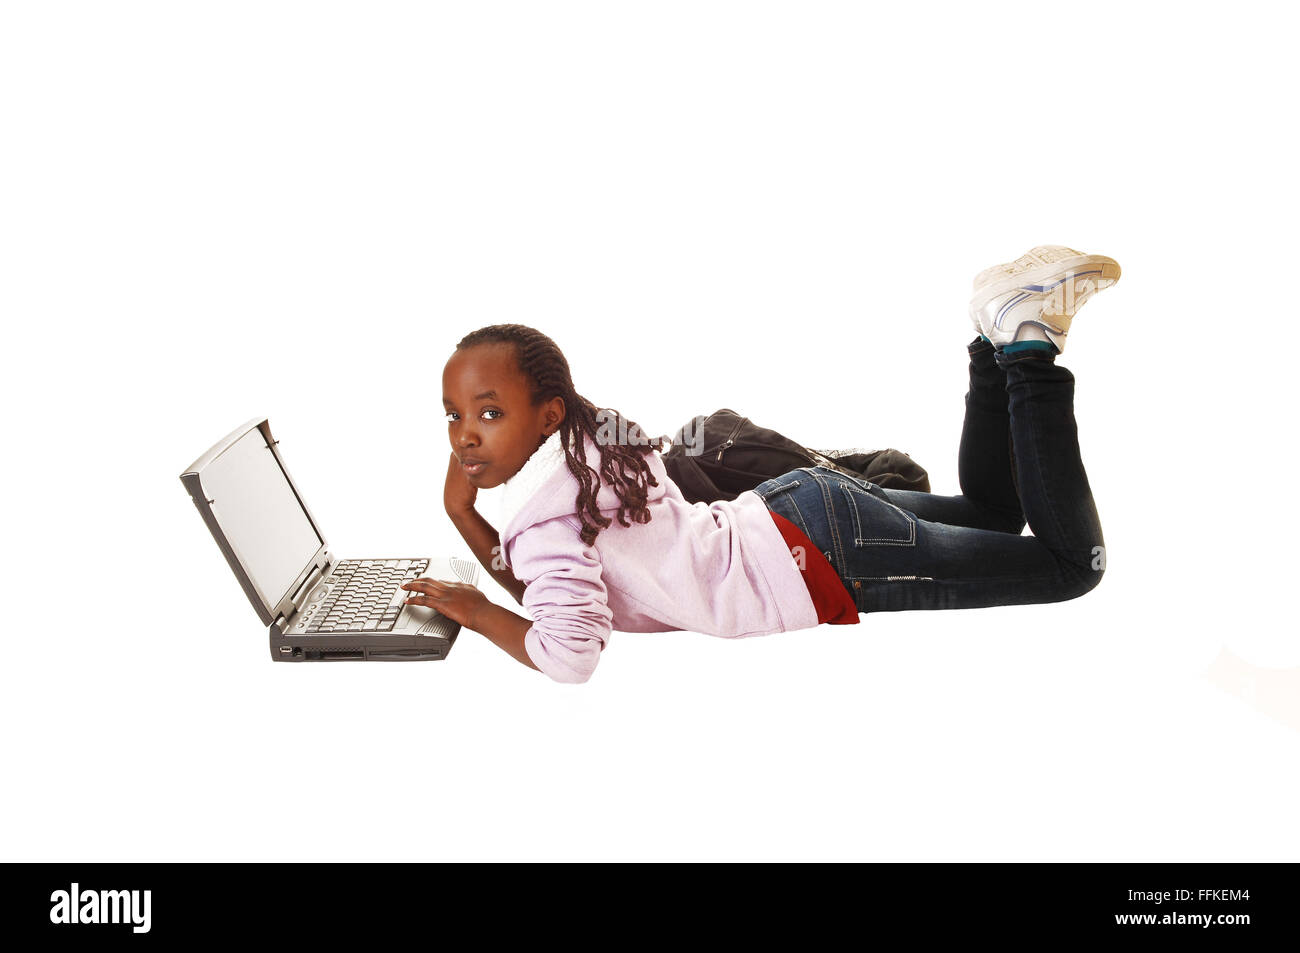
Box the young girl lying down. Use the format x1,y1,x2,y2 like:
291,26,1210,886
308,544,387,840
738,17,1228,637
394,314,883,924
402,244,1119,683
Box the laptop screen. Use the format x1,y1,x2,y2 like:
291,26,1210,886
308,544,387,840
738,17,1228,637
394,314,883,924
200,427,324,610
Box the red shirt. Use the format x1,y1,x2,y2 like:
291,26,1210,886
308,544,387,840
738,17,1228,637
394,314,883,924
767,510,860,625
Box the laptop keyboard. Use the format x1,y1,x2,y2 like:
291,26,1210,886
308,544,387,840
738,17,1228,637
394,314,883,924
301,559,430,633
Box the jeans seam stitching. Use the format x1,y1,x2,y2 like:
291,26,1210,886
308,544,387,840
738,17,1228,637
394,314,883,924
806,468,846,574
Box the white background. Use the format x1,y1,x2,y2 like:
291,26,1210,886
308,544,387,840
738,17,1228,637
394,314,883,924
3,1,1296,861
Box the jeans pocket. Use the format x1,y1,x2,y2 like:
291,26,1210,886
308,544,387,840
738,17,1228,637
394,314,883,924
835,478,917,547
834,469,883,495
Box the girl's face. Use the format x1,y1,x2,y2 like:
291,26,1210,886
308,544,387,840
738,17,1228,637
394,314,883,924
442,343,565,489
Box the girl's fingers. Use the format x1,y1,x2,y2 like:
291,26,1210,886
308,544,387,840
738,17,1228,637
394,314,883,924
401,578,456,605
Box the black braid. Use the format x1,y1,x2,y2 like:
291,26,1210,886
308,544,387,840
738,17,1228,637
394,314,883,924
455,324,666,547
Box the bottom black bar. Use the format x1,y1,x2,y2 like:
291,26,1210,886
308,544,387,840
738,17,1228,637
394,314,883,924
4,862,1291,942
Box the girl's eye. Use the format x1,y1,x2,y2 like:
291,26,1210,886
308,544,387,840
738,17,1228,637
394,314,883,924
445,410,503,423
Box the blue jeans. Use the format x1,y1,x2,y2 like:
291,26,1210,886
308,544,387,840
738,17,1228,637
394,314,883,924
753,336,1106,613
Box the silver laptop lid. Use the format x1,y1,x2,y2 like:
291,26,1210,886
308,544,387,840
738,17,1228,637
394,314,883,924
180,418,330,627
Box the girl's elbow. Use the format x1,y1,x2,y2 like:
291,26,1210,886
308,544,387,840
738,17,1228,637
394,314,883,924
549,658,599,684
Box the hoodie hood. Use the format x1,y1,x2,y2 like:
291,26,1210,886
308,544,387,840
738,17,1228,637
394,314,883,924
497,428,670,558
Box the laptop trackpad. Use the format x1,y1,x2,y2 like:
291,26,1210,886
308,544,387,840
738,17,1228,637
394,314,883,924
399,603,456,635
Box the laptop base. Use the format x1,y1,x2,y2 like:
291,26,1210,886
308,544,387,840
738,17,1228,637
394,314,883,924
270,629,458,662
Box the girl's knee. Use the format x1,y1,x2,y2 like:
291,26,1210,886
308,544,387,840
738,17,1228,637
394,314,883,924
1062,559,1105,600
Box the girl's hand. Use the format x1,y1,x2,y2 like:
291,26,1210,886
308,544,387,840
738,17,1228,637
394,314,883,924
400,577,491,631
444,451,479,515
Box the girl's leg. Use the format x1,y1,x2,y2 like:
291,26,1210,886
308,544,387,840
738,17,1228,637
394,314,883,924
992,344,1106,581
755,347,1105,611
858,335,1026,534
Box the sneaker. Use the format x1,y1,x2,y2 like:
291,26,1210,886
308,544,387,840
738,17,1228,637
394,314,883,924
969,245,1121,354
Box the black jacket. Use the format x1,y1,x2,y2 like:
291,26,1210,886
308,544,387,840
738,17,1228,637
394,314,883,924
660,408,930,505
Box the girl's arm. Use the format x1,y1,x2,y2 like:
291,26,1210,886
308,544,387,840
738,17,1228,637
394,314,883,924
443,451,525,605
471,601,539,671
447,505,527,606
401,578,539,672
409,517,612,684
440,455,610,684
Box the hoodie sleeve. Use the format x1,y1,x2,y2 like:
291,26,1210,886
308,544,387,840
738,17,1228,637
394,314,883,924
505,516,614,684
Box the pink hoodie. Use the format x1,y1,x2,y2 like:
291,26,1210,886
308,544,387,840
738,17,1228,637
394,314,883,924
495,428,820,683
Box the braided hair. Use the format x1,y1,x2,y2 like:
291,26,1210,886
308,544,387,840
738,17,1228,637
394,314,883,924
455,324,665,547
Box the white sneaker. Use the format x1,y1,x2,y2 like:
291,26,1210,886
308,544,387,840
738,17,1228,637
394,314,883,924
969,245,1121,354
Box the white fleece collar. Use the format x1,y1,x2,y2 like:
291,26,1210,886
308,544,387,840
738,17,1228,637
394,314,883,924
496,429,570,535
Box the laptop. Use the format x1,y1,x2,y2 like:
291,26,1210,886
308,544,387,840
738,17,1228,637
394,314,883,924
180,417,476,662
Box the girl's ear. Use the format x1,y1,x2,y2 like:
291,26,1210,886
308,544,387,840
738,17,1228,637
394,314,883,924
543,396,566,434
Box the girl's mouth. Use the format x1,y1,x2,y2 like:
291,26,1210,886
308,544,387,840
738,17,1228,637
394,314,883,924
462,461,487,475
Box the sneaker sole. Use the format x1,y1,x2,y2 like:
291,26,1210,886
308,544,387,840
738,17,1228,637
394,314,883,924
971,253,1122,318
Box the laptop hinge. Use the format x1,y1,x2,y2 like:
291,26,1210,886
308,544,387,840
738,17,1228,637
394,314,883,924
279,555,332,634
